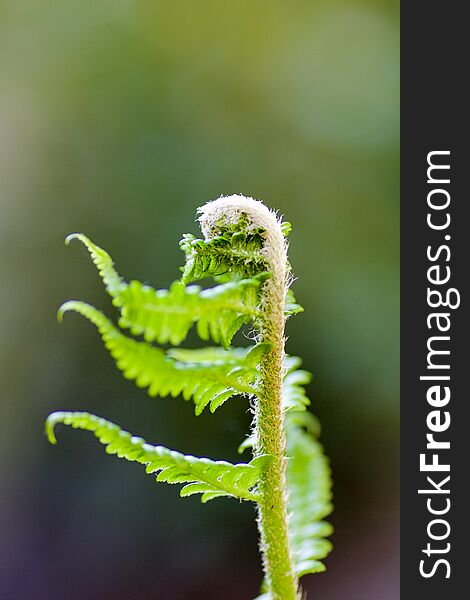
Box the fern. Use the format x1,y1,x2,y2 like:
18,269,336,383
59,301,267,415
67,233,267,348
47,195,333,600
179,231,266,283
239,362,333,580
46,412,272,502
285,413,333,577
285,289,304,317
118,276,268,348
65,233,125,298
283,356,312,412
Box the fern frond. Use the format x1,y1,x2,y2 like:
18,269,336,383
59,301,268,414
66,233,126,299
180,204,291,284
285,414,333,577
168,343,272,367
179,231,268,283
67,233,267,348
46,411,273,502
118,275,268,349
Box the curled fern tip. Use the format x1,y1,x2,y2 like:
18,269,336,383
65,233,82,246
45,412,64,444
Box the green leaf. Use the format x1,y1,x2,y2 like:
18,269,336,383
238,433,256,455
65,233,125,299
280,221,292,237
282,356,312,413
67,233,267,348
119,275,269,349
179,209,292,284
46,411,273,502
168,346,250,365
168,343,272,369
59,301,269,414
179,230,268,283
285,289,304,317
285,413,333,577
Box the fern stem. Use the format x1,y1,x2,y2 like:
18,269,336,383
199,196,299,600
255,231,299,600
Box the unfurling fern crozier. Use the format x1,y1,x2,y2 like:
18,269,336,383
46,195,333,600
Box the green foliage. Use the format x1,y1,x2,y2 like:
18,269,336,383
285,289,304,317
59,301,268,415
118,276,267,348
283,356,312,412
65,233,125,299
179,231,267,283
47,411,272,503
47,200,333,600
179,215,294,285
285,412,333,577
239,357,333,583
67,233,267,348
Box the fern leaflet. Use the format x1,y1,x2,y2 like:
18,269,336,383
67,233,266,348
167,344,272,367
285,289,303,317
65,233,125,299
283,356,312,413
59,301,268,414
179,231,267,283
46,412,273,502
118,276,267,349
285,412,333,577
283,355,333,578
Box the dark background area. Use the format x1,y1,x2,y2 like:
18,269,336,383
0,1,399,599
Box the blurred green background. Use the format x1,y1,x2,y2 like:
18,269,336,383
0,1,399,599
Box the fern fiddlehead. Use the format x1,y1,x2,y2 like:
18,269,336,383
46,195,332,600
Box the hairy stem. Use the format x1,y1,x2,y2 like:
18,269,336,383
255,221,299,600
199,196,299,600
